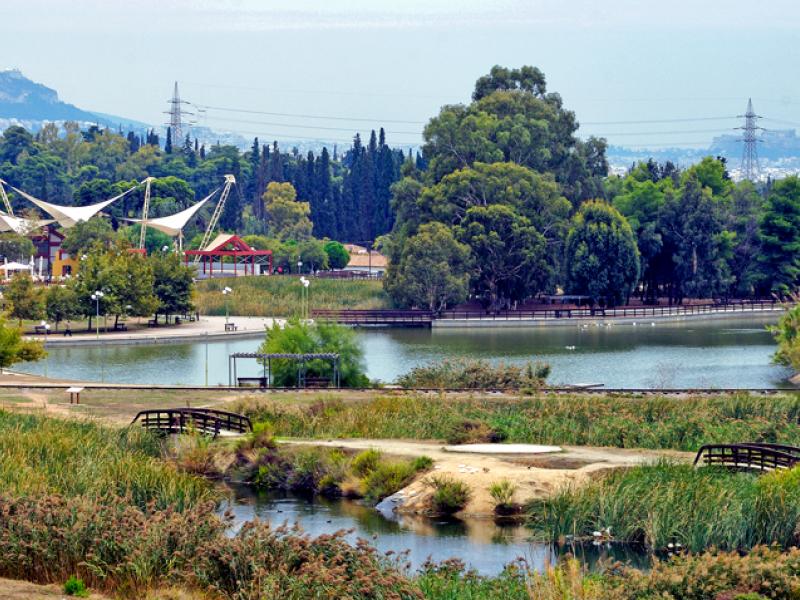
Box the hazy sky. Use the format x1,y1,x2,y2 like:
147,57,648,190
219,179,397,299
1,0,798,148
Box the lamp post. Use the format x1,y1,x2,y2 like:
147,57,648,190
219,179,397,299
222,286,232,324
302,277,310,320
90,291,104,340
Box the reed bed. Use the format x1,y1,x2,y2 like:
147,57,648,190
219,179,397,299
527,460,800,552
0,411,213,510
195,276,391,317
235,392,800,452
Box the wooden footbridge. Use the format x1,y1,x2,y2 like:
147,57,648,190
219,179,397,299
694,442,800,472
311,309,433,327
130,408,252,437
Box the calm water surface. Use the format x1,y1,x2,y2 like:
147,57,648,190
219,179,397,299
222,486,648,576
22,315,793,388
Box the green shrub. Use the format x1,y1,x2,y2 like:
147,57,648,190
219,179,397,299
426,475,472,514
412,455,434,471
351,448,382,477
63,575,89,597
397,358,550,389
363,462,417,503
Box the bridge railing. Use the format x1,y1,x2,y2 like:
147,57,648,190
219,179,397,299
131,408,252,436
694,442,800,472
438,300,779,321
312,309,433,324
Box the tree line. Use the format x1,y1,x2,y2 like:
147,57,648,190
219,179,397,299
0,121,407,249
383,65,800,311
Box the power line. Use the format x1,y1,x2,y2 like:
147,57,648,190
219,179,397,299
197,104,427,125
581,116,737,126
200,114,422,136
590,128,733,137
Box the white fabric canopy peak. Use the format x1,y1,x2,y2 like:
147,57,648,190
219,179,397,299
0,212,53,234
10,184,135,228
126,189,217,237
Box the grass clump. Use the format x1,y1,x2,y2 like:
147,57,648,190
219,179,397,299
425,475,472,515
63,575,89,597
237,391,800,452
445,418,506,444
488,480,518,515
527,460,800,552
195,276,390,317
397,358,550,389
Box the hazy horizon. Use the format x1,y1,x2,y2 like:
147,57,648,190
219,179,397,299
1,0,798,148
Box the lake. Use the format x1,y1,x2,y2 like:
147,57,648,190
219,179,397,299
22,315,794,388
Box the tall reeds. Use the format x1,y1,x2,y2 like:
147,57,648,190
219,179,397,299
527,460,800,552
195,277,391,317
235,392,800,452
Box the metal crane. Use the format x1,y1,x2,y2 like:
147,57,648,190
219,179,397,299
138,177,155,250
0,179,14,215
193,174,236,263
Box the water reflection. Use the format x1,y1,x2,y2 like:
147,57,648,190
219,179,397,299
22,316,791,388
222,485,649,576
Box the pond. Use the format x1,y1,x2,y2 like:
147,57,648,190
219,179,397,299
222,485,649,576
21,315,793,388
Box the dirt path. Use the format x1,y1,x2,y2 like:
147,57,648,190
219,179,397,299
0,578,110,600
283,439,693,516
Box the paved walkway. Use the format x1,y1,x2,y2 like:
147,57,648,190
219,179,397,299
29,316,282,346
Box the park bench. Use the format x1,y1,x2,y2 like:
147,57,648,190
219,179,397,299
114,322,128,331
147,319,158,327
33,325,48,334
225,322,238,332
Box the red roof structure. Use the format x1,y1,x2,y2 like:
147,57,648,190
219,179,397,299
184,234,272,277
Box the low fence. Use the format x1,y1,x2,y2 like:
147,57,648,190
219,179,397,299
438,299,780,321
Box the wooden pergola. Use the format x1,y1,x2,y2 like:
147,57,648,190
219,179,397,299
228,352,341,388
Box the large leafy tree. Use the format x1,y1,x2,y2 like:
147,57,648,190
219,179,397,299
564,201,640,307
263,182,313,241
61,217,117,257
259,318,368,387
757,176,800,296
421,66,607,202
658,176,734,302
456,204,551,310
150,251,195,322
5,273,45,322
387,222,471,312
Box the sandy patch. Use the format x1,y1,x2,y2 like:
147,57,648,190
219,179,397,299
282,438,693,517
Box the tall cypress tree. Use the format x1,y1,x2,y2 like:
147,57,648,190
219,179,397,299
269,141,284,182
247,138,261,214
164,127,173,154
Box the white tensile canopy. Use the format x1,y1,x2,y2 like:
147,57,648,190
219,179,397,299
0,212,53,234
10,185,135,228
125,191,215,237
